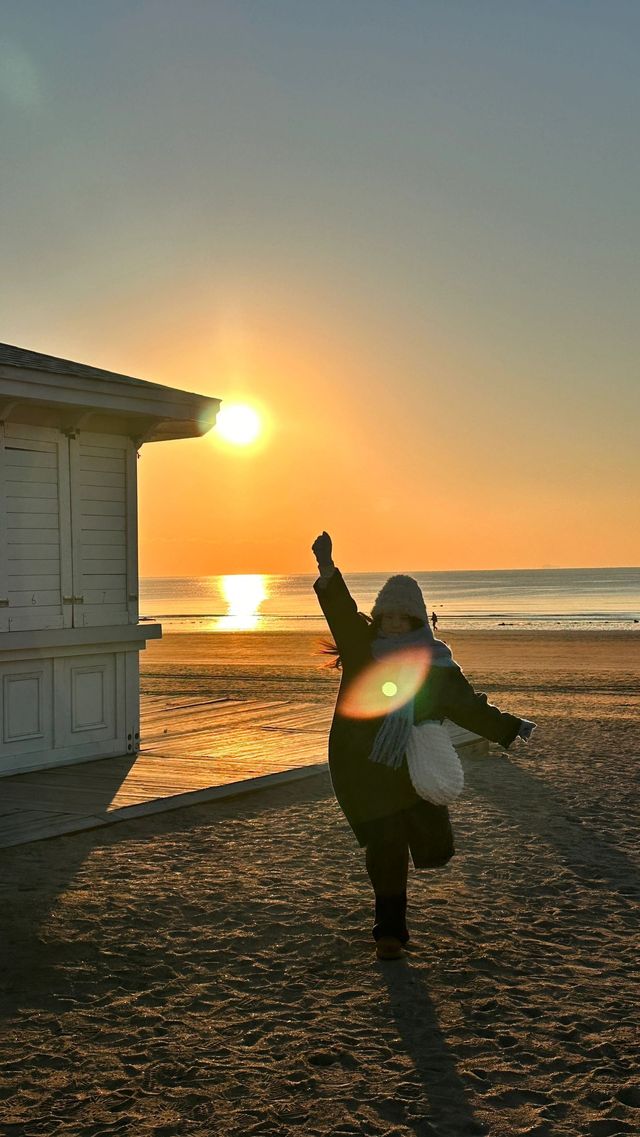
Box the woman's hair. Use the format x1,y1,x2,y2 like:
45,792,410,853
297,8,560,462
319,613,425,670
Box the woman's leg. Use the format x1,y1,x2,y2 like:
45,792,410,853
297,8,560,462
365,813,410,943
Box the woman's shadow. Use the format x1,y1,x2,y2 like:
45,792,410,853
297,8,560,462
376,958,484,1137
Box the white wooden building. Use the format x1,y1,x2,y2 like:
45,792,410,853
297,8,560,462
0,344,219,777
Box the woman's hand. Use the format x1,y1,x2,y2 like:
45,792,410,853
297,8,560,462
517,719,537,742
312,531,334,569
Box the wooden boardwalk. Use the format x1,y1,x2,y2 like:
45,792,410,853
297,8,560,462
0,696,486,849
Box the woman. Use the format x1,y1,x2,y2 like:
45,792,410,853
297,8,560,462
312,531,535,961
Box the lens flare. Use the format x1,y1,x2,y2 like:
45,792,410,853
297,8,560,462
338,646,431,719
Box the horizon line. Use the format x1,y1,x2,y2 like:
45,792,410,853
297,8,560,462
139,564,640,579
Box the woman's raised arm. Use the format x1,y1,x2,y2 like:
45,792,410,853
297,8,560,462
311,532,369,662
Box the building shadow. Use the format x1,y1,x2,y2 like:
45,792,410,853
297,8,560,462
0,752,140,848
0,769,333,1027
377,959,483,1136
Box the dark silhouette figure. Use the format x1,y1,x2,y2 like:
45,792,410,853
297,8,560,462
311,530,534,961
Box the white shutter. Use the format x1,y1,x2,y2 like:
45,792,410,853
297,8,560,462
1,423,68,632
69,431,136,627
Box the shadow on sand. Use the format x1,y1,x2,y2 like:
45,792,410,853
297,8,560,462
378,959,484,1136
463,747,639,904
0,771,333,1028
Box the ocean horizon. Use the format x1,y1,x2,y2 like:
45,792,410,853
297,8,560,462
139,567,640,633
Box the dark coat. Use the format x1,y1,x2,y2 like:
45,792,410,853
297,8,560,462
315,570,521,845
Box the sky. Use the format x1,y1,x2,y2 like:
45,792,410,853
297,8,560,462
2,1,639,574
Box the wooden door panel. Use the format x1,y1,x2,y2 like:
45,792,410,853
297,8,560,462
69,433,137,627
0,424,69,631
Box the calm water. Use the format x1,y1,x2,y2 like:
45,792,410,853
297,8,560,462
139,568,640,633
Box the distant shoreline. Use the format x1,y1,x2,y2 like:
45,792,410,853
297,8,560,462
139,620,640,634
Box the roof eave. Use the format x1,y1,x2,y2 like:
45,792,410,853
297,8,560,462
0,363,220,443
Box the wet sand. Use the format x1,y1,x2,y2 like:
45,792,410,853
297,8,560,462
1,631,639,1136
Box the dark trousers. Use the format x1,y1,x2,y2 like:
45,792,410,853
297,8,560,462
365,819,410,943
363,803,455,943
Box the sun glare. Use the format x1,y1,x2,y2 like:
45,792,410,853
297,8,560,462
215,404,261,446
216,574,268,631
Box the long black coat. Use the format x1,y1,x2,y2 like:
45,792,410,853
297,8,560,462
315,570,521,845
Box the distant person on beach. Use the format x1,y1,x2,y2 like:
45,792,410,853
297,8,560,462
312,531,536,962
430,610,438,632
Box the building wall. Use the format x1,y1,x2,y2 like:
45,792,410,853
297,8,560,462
0,422,147,775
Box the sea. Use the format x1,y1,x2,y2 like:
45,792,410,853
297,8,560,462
139,568,640,634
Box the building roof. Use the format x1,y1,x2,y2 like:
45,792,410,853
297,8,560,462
0,342,203,392
0,342,220,443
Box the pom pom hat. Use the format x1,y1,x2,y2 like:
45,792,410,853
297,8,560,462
371,575,429,625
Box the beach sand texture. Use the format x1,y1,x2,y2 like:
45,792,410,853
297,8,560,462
1,631,639,1137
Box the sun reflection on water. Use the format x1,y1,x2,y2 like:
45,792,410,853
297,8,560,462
213,574,268,631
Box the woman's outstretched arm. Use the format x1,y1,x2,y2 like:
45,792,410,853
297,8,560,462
442,665,523,749
311,532,369,662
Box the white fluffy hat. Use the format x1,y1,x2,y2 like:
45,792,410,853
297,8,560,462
371,575,428,624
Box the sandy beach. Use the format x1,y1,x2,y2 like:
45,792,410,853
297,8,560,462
1,630,639,1137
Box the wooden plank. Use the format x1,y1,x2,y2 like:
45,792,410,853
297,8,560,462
0,811,107,847
79,485,126,502
79,499,126,518
8,555,61,571
6,609,64,631
83,585,128,603
139,697,286,720
8,531,59,545
79,456,126,474
0,784,122,810
2,772,131,793
6,497,58,515
4,423,61,444
79,444,126,460
6,482,58,499
5,448,57,467
79,430,130,450
99,765,328,826
143,735,326,761
7,573,60,589
140,700,292,734
6,469,58,485
138,726,328,750
140,695,241,713
7,589,62,610
80,516,126,532
81,557,128,572
75,532,126,547
0,696,487,848
80,471,125,488
8,514,59,531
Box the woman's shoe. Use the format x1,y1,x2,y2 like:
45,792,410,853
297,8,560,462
375,936,405,961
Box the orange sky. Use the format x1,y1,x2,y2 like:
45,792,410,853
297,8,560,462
109,285,637,575
3,4,639,574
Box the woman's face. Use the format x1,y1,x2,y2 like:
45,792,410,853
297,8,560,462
379,611,414,636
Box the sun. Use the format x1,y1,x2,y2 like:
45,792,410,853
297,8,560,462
215,403,261,446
